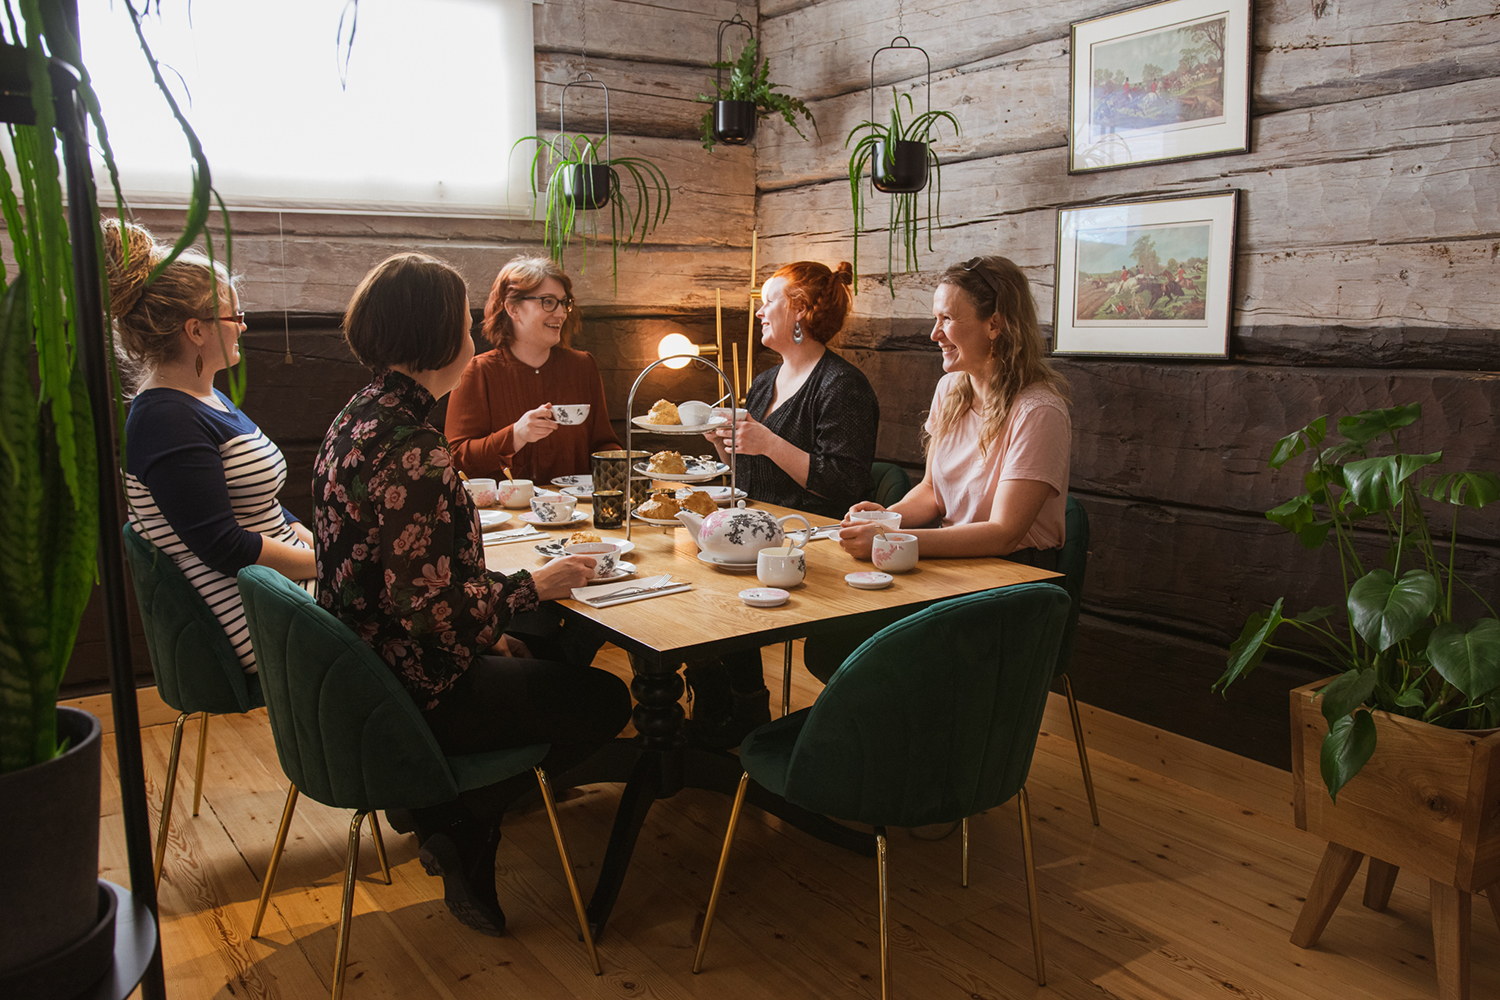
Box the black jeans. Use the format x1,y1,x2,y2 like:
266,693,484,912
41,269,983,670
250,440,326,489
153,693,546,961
414,653,632,830
801,546,1062,685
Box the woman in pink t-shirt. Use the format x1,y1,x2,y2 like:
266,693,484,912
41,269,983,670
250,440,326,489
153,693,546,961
808,255,1071,682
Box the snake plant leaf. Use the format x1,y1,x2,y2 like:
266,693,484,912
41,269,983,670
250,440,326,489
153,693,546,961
1319,667,1377,728
1342,452,1442,513
1337,403,1422,446
1268,416,1325,469
1215,598,1283,693
1421,471,1500,509
1320,709,1377,802
1348,568,1439,652
1428,619,1500,702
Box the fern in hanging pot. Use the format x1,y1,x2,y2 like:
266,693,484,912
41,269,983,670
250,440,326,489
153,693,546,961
512,75,671,292
697,33,816,152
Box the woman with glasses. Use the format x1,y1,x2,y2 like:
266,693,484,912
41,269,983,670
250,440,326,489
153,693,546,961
445,255,619,483
811,254,1071,683
105,219,316,675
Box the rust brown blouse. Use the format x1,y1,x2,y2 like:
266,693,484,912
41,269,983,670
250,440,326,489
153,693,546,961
444,345,620,484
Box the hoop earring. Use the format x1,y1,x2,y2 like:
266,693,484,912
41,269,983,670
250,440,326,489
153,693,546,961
195,351,204,377
792,321,804,345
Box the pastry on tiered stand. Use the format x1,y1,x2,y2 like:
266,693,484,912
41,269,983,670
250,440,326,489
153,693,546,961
647,450,687,475
679,489,717,516
644,399,680,424
636,490,682,520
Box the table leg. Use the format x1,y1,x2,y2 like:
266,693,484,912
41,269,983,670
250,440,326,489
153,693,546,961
1290,841,1364,948
585,751,662,939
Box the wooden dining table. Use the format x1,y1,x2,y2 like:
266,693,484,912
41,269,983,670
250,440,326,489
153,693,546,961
486,502,1062,937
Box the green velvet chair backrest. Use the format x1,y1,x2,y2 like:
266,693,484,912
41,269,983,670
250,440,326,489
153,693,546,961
869,462,913,508
121,524,260,716
236,565,464,812
1057,496,1090,674
778,582,1070,828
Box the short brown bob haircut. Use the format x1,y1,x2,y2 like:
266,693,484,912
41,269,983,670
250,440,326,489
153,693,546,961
480,254,581,349
343,252,471,371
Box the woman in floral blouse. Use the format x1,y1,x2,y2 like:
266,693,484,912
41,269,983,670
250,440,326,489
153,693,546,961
314,252,631,936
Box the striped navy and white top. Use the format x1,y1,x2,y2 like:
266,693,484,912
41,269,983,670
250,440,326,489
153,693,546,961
125,388,313,673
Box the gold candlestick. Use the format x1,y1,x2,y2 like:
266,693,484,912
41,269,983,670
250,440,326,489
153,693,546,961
715,288,724,362
732,342,742,402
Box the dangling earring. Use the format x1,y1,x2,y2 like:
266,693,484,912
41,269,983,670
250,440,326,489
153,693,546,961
792,320,804,345
195,350,204,377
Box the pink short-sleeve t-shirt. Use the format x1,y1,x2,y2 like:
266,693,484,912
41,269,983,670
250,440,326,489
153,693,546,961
923,376,1071,550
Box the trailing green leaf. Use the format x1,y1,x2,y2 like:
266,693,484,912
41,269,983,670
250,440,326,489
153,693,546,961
1318,667,1376,727
1320,710,1377,803
1428,619,1500,702
1215,599,1284,692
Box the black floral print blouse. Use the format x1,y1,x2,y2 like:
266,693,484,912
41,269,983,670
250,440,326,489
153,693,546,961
313,369,539,709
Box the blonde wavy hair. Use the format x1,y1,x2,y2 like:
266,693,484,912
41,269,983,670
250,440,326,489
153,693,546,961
102,218,236,385
926,255,1068,456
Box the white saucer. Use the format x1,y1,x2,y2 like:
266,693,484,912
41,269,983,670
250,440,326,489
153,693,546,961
551,475,592,489
845,571,894,590
631,415,728,435
698,551,758,572
478,510,510,530
561,485,594,500
633,459,731,483
519,510,591,527
632,510,684,527
533,538,635,558
740,587,789,608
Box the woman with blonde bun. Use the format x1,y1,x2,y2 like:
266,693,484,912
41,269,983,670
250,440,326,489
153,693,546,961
106,219,315,674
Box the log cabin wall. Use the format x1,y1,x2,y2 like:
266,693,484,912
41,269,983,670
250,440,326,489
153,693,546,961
62,0,762,692
754,0,1500,767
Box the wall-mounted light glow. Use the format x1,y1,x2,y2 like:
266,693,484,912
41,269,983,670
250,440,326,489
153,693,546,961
657,333,700,370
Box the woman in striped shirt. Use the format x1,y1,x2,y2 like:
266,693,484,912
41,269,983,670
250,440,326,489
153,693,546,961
105,219,315,673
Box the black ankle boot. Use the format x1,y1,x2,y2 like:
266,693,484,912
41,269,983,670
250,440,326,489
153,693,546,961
687,684,771,750
418,820,506,935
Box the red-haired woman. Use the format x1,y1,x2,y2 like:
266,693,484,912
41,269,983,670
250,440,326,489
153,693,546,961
691,260,880,747
445,255,619,482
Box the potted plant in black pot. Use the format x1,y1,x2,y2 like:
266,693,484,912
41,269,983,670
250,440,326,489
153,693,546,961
696,34,816,153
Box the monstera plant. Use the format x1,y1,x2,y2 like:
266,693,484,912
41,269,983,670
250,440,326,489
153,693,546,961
1214,404,1500,800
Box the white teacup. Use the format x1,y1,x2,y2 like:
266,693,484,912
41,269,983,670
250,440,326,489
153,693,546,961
757,546,807,588
850,509,903,531
552,403,590,425
530,494,578,523
678,400,712,425
463,477,498,508
496,479,534,508
564,541,620,579
714,407,751,425
871,532,919,573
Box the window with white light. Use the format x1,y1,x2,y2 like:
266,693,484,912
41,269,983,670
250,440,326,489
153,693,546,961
78,0,537,216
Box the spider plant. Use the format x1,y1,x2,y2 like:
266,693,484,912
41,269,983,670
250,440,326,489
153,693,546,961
846,89,960,295
697,37,816,152
512,132,671,293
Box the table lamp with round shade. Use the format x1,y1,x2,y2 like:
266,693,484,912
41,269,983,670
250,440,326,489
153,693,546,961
656,333,701,370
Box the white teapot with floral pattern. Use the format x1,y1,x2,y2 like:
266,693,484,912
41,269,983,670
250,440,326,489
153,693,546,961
676,504,812,564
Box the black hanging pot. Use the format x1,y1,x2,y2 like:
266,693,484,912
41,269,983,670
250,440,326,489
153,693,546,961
561,163,612,210
872,139,930,194
712,100,758,145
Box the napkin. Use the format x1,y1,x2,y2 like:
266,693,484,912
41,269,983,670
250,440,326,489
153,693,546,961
482,525,548,545
571,574,692,609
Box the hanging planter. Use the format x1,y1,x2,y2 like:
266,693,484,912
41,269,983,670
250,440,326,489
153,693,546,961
512,73,671,290
697,15,816,153
845,38,961,294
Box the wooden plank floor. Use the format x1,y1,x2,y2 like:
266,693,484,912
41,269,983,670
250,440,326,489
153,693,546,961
99,643,1500,999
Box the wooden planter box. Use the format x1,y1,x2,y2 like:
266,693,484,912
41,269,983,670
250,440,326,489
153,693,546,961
1289,679,1500,999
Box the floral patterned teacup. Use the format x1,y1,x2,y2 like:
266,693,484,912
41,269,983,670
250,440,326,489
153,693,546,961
530,494,578,523
552,403,590,425
463,477,498,508
871,532,919,573
757,546,807,588
564,541,620,578
850,509,902,531
497,479,534,508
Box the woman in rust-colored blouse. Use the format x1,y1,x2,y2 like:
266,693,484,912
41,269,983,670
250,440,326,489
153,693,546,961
445,256,619,483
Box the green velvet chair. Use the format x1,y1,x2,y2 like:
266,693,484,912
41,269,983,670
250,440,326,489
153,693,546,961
121,524,265,888
695,582,1071,997
236,566,601,1000
1057,495,1098,825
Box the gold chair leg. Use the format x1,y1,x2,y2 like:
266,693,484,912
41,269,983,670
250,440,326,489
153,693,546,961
694,771,750,974
781,641,793,717
1062,674,1100,826
153,711,190,888
191,712,211,817
961,816,970,888
252,784,300,938
535,768,602,975
367,811,392,885
1018,787,1046,986
876,828,890,1000
332,811,367,1000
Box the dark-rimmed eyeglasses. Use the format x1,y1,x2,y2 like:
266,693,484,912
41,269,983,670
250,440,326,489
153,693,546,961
202,311,246,325
515,295,575,314
961,257,1004,303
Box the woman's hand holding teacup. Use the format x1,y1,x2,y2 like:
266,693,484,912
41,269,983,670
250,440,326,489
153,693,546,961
707,411,774,457
531,554,598,600
837,502,893,560
513,402,559,448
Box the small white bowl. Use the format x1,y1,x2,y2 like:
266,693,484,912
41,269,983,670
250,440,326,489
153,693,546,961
678,400,712,425
850,510,903,530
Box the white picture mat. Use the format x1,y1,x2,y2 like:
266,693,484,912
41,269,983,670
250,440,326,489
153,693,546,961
1053,191,1237,357
1070,0,1251,172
